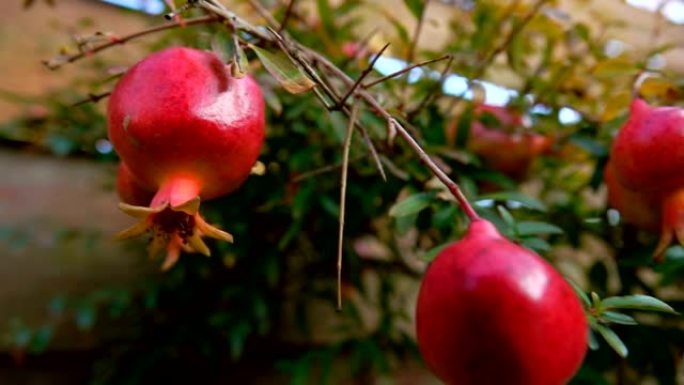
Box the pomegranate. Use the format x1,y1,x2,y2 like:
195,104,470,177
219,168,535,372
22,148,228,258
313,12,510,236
604,161,660,232
108,47,265,269
610,99,684,257
416,219,588,385
448,105,553,180
116,163,154,207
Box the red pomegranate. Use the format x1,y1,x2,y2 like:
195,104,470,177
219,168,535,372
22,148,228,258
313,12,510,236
604,161,661,232
116,163,154,207
416,219,588,385
448,105,553,180
611,99,684,192
108,47,265,269
610,99,684,257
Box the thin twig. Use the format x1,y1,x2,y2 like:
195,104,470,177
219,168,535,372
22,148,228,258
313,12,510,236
246,0,280,28
445,0,549,115
266,27,387,181
336,43,390,109
196,0,478,219
308,50,479,221
337,102,358,311
71,91,112,107
292,156,363,182
406,0,429,65
42,15,219,70
278,0,298,33
475,0,549,79
363,54,451,90
407,55,454,119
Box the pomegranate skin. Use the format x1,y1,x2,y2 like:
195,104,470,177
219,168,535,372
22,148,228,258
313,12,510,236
611,99,684,192
107,47,265,269
108,47,265,199
416,220,588,385
604,161,661,232
448,105,553,180
116,163,154,207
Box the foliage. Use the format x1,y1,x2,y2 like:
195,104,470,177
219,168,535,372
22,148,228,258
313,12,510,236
2,0,684,384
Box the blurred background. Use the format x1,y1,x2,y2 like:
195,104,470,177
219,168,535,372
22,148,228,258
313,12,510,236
1,0,684,384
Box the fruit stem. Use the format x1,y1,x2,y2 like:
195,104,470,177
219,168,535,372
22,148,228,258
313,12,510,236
390,119,480,222
151,176,202,210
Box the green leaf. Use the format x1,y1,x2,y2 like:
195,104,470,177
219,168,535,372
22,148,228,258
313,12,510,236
520,237,551,252
594,324,628,357
316,0,335,36
211,32,234,64
478,191,547,212
250,46,315,94
515,221,564,236
587,329,599,350
497,205,516,227
601,295,679,315
389,191,436,217
420,243,450,262
601,311,638,326
569,136,608,157
593,57,640,79
29,326,53,353
403,0,425,20
568,280,591,307
76,305,96,331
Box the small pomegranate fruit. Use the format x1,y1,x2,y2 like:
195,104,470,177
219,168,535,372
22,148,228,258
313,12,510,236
116,163,154,207
108,47,265,269
611,99,684,192
604,161,660,232
448,105,553,180
610,99,684,257
416,219,588,385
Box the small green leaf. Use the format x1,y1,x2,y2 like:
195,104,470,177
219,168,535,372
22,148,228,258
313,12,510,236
569,136,609,157
587,329,599,350
568,280,591,307
520,237,552,252
403,0,425,20
76,305,96,331
421,243,450,262
211,32,234,64
601,311,638,325
497,205,516,227
250,46,315,94
478,191,547,211
29,326,53,353
601,295,679,315
515,221,564,236
594,324,628,357
316,0,335,36
593,57,640,79
389,191,436,217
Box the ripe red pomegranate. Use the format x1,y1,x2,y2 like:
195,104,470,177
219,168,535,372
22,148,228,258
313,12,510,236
108,47,265,269
604,161,660,232
447,105,553,180
610,99,684,257
416,219,588,385
116,163,154,207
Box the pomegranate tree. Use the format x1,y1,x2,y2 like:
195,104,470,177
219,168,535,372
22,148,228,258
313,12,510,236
416,219,588,385
108,47,265,269
448,104,553,180
609,99,684,257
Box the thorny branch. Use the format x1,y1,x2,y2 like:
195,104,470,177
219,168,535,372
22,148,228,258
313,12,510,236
46,0,483,306
196,0,478,221
42,15,219,70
